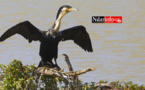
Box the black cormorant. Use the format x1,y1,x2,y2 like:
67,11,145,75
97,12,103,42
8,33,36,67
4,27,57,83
0,5,93,68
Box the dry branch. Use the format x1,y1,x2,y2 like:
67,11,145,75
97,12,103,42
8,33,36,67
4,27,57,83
35,67,95,78
63,54,74,71
34,67,69,85
63,54,78,89
65,68,96,76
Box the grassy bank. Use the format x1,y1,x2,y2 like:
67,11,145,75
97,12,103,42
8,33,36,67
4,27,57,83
0,60,144,90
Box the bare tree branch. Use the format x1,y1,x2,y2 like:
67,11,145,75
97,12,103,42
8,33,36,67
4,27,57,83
65,68,96,76
63,54,74,71
34,67,69,85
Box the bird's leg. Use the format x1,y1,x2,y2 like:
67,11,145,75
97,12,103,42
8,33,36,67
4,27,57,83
38,60,55,68
46,61,54,67
54,58,61,70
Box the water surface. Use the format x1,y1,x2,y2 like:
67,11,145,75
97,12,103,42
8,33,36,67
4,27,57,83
0,0,145,84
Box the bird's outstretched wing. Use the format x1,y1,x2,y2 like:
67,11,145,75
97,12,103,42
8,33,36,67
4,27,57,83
0,21,44,43
60,25,93,52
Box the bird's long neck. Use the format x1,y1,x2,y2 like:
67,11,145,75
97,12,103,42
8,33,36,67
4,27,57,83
46,12,65,36
52,11,67,33
53,16,62,32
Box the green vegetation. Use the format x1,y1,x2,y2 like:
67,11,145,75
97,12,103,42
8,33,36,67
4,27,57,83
0,60,63,90
0,60,145,90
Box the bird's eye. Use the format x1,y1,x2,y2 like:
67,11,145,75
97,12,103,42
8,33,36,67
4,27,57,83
66,8,69,12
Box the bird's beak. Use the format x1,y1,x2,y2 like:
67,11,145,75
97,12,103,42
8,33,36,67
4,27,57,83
68,8,79,12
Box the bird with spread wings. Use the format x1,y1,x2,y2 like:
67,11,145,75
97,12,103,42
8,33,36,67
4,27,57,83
0,5,93,69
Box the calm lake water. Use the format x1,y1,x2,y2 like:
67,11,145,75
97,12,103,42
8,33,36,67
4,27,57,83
0,0,145,85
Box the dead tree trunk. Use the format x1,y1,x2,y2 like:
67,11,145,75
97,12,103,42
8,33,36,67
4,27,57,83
63,54,79,90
